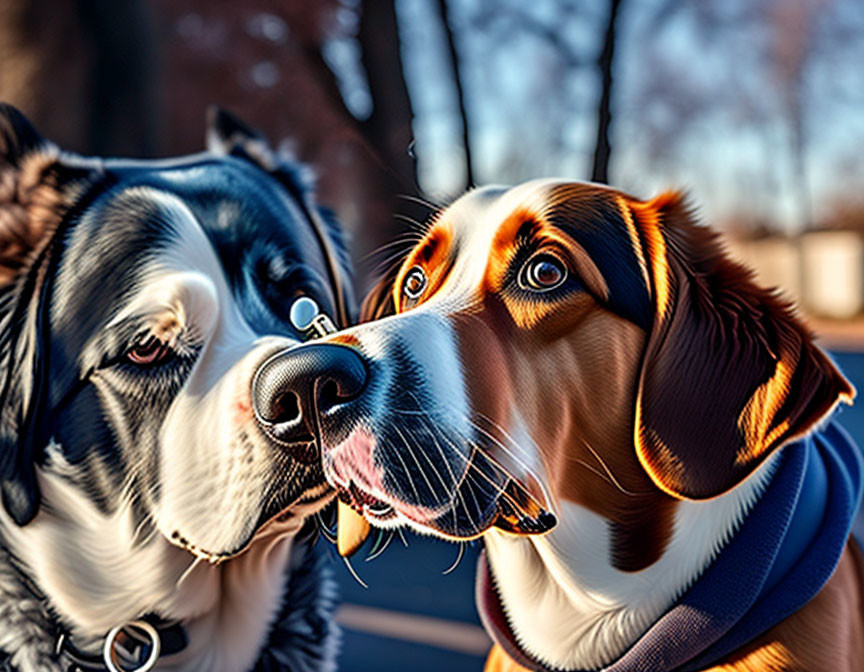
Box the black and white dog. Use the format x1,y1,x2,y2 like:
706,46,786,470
0,104,352,671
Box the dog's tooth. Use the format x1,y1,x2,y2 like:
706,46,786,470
337,500,370,557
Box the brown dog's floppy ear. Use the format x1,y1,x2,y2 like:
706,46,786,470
628,192,854,500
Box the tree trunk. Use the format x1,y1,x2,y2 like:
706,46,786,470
358,0,417,189
434,0,474,190
78,0,156,156
590,0,622,184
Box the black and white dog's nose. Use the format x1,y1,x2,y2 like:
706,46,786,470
252,344,367,453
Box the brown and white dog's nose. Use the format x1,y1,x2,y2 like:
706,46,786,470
252,344,367,457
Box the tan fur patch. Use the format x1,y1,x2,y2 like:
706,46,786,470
627,196,672,318
0,148,91,285
393,222,454,313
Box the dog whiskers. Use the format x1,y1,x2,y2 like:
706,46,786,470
365,531,394,562
442,542,466,575
392,212,433,234
361,231,424,263
176,555,204,589
395,193,440,215
343,557,369,589
422,419,472,536
582,440,649,497
436,426,483,533
468,414,552,502
387,427,425,510
463,439,549,518
385,391,550,536
401,389,550,510
393,424,445,505
316,511,337,544
406,424,461,510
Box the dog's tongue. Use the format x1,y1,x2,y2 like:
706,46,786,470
337,500,370,557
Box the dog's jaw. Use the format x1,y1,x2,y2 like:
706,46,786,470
0,463,333,672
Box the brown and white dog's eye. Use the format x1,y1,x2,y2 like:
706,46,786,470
403,265,428,300
520,254,567,292
127,334,174,366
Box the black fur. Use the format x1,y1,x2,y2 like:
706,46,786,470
0,104,347,670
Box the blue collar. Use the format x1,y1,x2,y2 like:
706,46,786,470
477,421,864,672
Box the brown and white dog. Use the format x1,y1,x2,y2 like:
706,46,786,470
275,180,863,671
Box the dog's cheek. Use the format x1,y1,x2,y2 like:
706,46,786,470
154,345,285,555
451,308,514,450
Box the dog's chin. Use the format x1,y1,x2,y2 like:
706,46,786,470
168,482,336,563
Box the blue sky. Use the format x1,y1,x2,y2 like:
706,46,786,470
381,0,864,232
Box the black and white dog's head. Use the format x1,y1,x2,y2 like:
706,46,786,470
0,104,351,646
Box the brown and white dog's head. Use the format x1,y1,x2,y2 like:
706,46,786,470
291,180,854,559
273,178,855,669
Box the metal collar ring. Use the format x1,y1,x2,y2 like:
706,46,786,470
103,620,161,672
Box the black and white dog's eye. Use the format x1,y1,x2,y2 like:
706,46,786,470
520,255,567,292
403,266,428,300
127,334,173,366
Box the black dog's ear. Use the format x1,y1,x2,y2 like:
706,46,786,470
0,104,98,525
625,192,854,500
205,107,356,326
206,106,265,156
205,106,314,193
0,104,46,164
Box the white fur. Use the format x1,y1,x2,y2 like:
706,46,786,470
1,462,322,671
484,453,778,670
97,188,297,557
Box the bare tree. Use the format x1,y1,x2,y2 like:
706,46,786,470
768,0,821,232
433,0,474,190
0,0,155,156
590,0,622,184
79,0,156,156
358,0,417,189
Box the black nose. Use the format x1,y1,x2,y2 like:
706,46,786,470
252,344,367,458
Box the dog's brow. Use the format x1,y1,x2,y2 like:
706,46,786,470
490,208,541,251
542,185,653,329
105,270,218,334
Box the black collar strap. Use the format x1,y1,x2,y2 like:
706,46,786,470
56,616,188,672
296,194,349,330
15,570,187,672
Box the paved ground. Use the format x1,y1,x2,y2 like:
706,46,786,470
331,350,864,672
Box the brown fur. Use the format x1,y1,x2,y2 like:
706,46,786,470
0,106,97,288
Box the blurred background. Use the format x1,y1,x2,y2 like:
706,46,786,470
2,0,862,669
